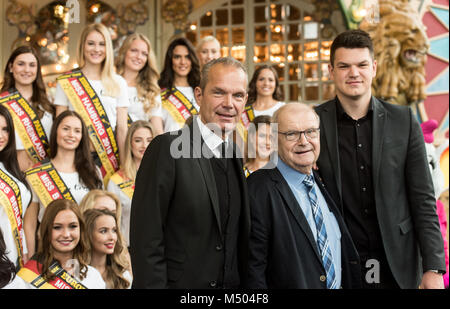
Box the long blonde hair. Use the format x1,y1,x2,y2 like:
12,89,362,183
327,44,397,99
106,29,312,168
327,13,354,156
84,208,130,289
79,189,122,228
116,33,160,115
77,23,119,97
121,120,155,181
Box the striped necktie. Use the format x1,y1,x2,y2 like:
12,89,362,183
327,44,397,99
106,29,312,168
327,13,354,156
303,174,338,289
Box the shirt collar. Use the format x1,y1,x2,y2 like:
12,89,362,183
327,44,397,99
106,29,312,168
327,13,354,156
196,116,229,157
277,155,311,185
335,96,374,121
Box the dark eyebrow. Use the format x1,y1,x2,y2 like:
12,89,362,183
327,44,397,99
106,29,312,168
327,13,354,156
211,86,226,93
337,60,370,66
336,61,349,66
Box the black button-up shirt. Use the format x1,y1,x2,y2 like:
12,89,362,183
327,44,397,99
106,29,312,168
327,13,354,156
336,99,383,260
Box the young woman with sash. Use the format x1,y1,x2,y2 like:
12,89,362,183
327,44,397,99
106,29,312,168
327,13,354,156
116,33,163,136
0,105,32,270
158,37,201,133
10,199,105,289
24,111,103,258
84,208,132,288
107,120,154,246
0,46,54,172
53,23,129,186
236,65,285,148
243,115,274,177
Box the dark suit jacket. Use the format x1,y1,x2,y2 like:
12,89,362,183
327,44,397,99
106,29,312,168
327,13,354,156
129,117,250,288
315,97,446,288
247,167,362,289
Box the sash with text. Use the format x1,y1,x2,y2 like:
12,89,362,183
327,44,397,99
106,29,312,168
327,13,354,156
110,172,135,200
17,258,87,289
0,168,24,267
0,90,49,163
25,160,74,208
57,70,119,185
161,87,198,127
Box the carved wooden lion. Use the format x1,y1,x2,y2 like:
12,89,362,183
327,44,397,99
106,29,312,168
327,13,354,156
360,0,429,105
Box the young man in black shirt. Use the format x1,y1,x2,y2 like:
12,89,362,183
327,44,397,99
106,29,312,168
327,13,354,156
315,29,445,289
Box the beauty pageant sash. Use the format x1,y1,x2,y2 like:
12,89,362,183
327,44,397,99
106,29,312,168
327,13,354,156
25,160,74,208
57,70,119,185
161,87,198,127
0,90,49,163
0,167,24,267
236,104,255,147
17,258,87,289
109,171,134,200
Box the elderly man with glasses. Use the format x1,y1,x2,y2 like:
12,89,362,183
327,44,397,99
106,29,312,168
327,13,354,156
246,102,361,289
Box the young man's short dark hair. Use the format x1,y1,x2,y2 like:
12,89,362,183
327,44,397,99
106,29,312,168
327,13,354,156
330,29,374,66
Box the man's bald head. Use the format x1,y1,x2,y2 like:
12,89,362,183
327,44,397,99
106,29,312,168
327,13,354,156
273,102,321,174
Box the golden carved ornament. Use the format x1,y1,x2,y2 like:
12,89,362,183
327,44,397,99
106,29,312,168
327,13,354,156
360,0,429,105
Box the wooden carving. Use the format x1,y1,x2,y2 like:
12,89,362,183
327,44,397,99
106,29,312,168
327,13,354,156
360,0,429,105
161,0,192,35
5,0,37,50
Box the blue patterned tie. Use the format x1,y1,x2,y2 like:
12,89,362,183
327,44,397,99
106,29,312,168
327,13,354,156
303,174,338,289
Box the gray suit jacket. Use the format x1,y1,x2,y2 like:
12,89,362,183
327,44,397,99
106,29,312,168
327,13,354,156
315,97,446,288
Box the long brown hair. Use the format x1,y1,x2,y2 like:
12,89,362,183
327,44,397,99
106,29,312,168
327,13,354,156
84,208,130,289
116,33,161,115
247,65,284,105
0,229,15,288
1,45,54,118
36,199,90,281
0,105,30,192
49,110,103,190
158,37,200,99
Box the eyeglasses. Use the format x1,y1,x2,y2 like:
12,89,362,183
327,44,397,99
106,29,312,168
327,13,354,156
278,128,320,141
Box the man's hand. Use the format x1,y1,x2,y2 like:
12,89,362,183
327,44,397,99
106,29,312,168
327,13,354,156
419,271,444,289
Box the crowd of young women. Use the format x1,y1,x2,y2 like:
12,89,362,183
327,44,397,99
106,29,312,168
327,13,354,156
0,22,283,289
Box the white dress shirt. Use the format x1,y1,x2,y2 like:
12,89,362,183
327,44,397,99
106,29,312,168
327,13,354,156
196,116,229,158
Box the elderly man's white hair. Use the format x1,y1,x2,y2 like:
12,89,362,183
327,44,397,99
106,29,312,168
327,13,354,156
196,35,221,51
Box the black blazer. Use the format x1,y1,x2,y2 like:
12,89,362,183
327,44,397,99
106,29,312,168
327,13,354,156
315,97,446,288
129,117,250,288
246,167,362,289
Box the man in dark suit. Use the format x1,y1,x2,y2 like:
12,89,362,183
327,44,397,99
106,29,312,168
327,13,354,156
247,103,361,289
315,29,445,289
129,57,250,289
